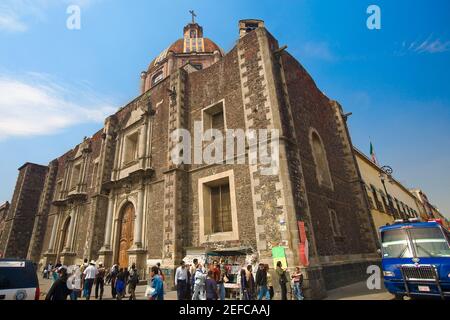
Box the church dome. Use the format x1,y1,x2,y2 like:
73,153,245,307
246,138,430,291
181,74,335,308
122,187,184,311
140,18,224,93
147,36,223,74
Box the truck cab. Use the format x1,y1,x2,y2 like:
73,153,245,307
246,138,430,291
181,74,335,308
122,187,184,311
380,219,450,300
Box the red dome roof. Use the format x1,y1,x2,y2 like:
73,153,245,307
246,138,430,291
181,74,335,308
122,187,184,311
147,37,223,73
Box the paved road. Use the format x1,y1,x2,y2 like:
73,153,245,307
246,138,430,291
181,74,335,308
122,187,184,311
38,274,393,300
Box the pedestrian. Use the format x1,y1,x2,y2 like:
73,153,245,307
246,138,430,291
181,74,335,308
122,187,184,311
265,265,274,300
82,260,98,300
110,265,119,299
46,263,53,279
245,264,256,300
205,270,218,300
115,268,126,300
149,266,164,300
190,259,198,295
128,263,139,300
95,262,106,300
67,266,82,300
256,263,270,300
186,264,192,300
80,259,88,273
156,262,165,282
123,267,130,298
42,264,48,279
212,260,225,300
52,261,61,282
175,260,188,300
276,261,288,300
45,267,71,301
192,263,206,300
239,268,247,300
291,267,304,300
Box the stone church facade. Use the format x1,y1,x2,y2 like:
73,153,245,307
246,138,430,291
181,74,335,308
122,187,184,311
1,19,379,298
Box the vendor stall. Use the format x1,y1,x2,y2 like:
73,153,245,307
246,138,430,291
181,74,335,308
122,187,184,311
205,247,257,299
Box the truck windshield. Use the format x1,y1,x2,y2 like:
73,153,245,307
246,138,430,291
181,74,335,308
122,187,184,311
409,227,450,258
381,229,413,258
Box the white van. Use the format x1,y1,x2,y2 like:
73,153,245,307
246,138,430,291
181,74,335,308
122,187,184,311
0,259,40,300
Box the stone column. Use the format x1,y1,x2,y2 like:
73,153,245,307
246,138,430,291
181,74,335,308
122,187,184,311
48,213,60,252
98,194,114,267
133,186,145,248
138,124,148,168
102,195,115,250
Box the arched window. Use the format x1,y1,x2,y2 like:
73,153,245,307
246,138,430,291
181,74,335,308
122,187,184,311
310,129,333,189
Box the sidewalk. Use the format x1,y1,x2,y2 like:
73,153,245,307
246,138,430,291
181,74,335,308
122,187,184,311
39,275,393,300
324,281,393,300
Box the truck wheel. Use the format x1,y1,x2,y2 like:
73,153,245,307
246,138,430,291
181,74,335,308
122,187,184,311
393,294,404,300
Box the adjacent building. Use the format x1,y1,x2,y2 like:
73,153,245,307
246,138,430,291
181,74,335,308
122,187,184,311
2,19,382,298
0,163,48,259
410,189,449,229
354,148,423,236
0,201,10,257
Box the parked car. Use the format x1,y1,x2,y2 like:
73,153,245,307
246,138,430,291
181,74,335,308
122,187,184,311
0,259,40,300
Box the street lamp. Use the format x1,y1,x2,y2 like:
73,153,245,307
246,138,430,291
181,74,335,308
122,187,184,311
379,166,399,219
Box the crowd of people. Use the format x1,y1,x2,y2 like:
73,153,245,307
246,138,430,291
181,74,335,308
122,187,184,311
43,259,140,301
171,259,304,301
42,258,304,301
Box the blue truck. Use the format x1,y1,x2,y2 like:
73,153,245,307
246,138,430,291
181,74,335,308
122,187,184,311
380,219,450,300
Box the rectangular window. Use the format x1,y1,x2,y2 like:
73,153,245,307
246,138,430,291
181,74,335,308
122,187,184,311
70,164,81,190
203,101,225,133
123,132,139,165
210,184,232,234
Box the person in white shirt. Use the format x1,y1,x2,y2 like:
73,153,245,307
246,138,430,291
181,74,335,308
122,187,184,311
82,260,98,300
175,260,188,300
67,266,82,300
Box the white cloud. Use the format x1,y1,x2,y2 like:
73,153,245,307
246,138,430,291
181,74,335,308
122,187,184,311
300,41,337,62
0,12,27,32
398,35,450,55
0,73,116,139
0,0,99,33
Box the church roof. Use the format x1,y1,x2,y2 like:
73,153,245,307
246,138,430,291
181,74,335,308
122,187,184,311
147,37,223,74
145,19,224,76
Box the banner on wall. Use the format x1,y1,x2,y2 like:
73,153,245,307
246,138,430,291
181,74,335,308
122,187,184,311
298,221,310,267
272,246,288,269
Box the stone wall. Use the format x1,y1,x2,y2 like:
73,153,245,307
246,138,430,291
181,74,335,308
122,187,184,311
0,163,47,259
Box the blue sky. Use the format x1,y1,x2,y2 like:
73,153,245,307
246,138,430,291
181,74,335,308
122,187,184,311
0,0,449,218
